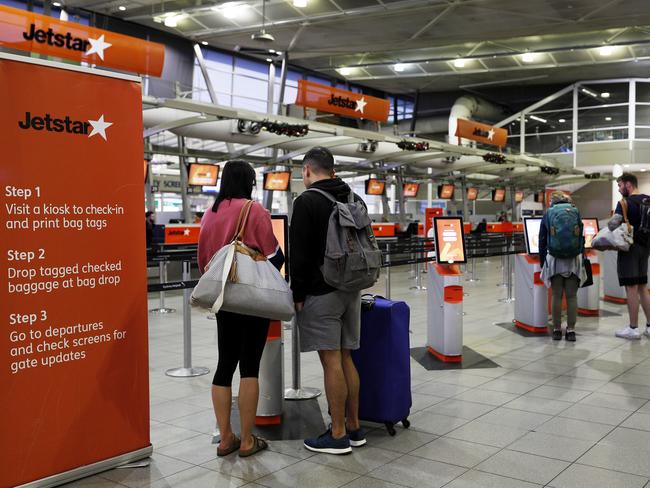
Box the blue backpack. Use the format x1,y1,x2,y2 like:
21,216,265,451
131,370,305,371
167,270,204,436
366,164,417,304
547,203,583,258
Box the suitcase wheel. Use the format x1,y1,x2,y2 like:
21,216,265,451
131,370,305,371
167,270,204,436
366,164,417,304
385,422,396,436
402,418,410,429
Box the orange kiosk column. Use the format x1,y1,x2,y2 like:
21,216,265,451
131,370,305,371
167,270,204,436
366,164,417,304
0,54,152,486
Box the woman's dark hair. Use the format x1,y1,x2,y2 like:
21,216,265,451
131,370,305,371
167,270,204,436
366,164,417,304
212,160,256,212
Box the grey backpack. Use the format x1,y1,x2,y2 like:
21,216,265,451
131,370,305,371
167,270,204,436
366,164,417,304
307,188,382,292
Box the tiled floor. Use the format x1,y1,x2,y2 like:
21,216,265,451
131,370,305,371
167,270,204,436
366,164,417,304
64,259,650,487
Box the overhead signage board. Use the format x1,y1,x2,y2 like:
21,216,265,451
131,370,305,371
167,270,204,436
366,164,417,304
0,4,165,76
455,118,508,148
295,80,390,123
0,53,151,486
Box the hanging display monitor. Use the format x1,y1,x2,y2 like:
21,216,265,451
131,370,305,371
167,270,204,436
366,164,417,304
492,188,506,202
515,191,524,203
433,217,467,264
188,164,219,186
524,217,543,255
365,178,386,196
263,171,291,191
583,218,600,249
467,187,478,201
403,183,420,198
438,184,455,199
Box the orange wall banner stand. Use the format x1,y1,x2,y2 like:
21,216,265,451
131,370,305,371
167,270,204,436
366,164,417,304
0,4,165,76
455,118,508,148
0,53,151,487
295,79,390,122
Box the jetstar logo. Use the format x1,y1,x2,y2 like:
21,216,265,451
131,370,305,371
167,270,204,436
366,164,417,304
18,112,114,141
327,94,367,114
22,23,112,60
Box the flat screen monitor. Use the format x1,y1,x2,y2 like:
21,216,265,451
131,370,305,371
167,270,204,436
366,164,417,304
515,191,524,203
524,217,542,255
433,217,467,264
492,188,506,202
438,184,455,199
403,183,420,198
264,172,291,191
188,164,219,186
583,218,600,249
534,191,545,203
271,215,289,279
467,187,478,201
365,179,386,196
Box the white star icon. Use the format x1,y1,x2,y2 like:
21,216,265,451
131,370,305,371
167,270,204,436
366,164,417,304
88,115,113,141
355,97,367,114
86,35,112,61
487,128,495,141
183,229,191,236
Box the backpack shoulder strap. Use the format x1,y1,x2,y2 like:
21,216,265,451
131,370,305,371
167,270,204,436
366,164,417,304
306,187,337,203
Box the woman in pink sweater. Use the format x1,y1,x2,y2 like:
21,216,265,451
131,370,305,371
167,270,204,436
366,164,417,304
198,160,284,458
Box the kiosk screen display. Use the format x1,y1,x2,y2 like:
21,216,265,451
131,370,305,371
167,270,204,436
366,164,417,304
492,188,506,202
524,217,542,255
583,218,600,249
433,217,467,264
403,183,420,197
438,184,455,199
365,179,386,195
515,191,524,203
264,172,291,191
271,215,288,278
188,164,219,186
467,187,478,201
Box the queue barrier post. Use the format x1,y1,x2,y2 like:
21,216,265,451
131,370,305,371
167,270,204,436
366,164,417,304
166,261,210,378
284,317,322,400
149,262,176,314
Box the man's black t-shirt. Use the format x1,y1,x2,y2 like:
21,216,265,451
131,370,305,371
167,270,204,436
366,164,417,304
615,194,650,244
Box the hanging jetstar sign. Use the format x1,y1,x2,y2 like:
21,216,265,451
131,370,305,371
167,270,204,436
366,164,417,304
455,118,508,148
295,80,390,123
0,4,164,76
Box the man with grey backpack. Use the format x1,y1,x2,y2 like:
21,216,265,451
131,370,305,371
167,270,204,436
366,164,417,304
290,147,381,455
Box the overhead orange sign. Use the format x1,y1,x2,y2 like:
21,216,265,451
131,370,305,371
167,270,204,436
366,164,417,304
0,54,150,486
0,4,164,76
455,118,508,147
296,80,390,122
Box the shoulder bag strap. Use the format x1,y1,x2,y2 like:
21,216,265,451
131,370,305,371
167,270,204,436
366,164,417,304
620,198,633,233
231,200,254,243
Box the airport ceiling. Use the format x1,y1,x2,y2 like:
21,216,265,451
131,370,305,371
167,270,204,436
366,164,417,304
67,0,650,95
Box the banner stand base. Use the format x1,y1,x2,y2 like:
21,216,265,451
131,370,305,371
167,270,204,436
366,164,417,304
166,367,210,377
17,445,153,488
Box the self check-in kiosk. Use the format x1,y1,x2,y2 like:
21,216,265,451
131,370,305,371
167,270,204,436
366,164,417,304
578,218,602,315
427,217,466,362
514,218,549,332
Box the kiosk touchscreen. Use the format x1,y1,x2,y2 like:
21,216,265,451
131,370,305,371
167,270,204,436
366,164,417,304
524,217,542,255
264,172,291,191
583,218,599,249
188,164,219,186
271,215,288,279
433,217,467,264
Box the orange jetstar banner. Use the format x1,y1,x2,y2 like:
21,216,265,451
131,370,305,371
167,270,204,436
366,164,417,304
455,118,508,148
0,54,150,486
0,4,164,76
296,79,390,122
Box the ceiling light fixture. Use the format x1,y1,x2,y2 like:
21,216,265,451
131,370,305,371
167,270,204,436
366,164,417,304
293,0,308,6
251,0,275,43
601,92,610,98
521,52,537,63
559,118,566,123
599,45,614,56
642,169,647,172
201,41,208,45
266,58,273,63
394,63,407,72
53,1,61,6
339,67,353,76
581,87,598,98
118,5,126,10
453,58,466,68
605,116,612,121
217,2,249,18
164,14,184,27
530,115,547,123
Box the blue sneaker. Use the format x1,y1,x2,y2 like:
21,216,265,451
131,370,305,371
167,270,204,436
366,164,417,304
347,427,366,447
304,429,351,455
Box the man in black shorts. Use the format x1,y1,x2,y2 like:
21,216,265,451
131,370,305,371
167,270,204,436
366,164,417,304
612,173,650,339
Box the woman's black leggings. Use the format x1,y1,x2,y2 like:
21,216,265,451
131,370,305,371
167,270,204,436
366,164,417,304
212,310,270,387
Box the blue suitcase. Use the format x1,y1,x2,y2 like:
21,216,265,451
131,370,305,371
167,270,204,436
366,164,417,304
351,295,411,436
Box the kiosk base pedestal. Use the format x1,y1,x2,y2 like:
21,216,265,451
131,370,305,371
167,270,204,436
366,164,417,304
514,321,548,334
427,263,463,363
427,346,462,363
514,254,549,333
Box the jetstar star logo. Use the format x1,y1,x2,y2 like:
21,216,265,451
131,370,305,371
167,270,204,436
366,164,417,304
22,23,112,59
18,112,114,141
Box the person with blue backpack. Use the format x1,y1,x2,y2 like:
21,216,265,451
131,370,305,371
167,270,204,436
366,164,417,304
539,191,585,341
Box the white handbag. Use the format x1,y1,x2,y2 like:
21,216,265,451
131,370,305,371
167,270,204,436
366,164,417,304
592,199,634,252
191,201,295,321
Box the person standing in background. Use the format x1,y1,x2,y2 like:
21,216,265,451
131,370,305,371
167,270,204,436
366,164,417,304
145,211,155,248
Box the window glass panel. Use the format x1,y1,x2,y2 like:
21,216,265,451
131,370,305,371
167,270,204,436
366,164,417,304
578,105,628,130
636,128,650,139
525,134,573,153
578,83,628,107
636,105,650,126
234,57,269,80
233,75,268,98
577,128,628,142
636,82,650,103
